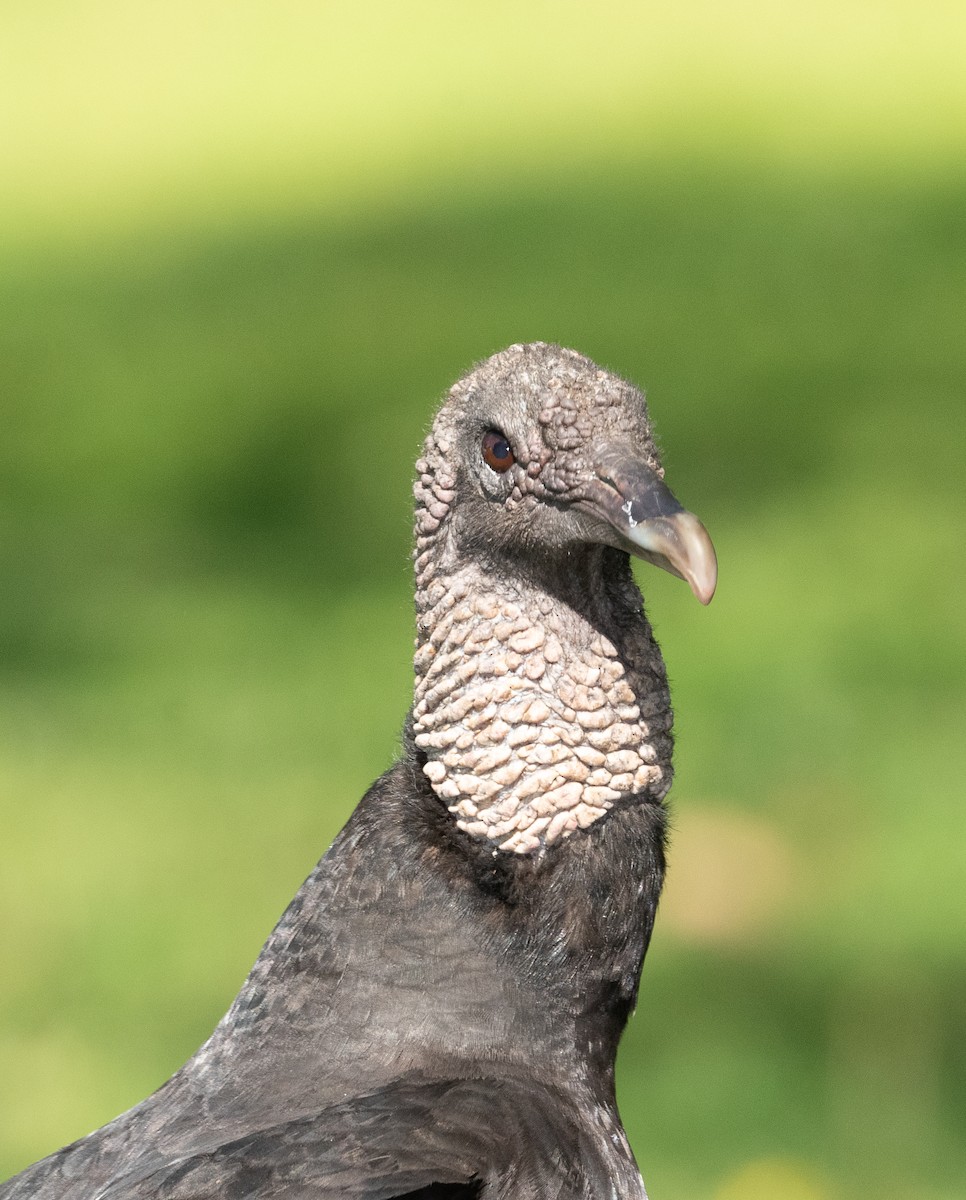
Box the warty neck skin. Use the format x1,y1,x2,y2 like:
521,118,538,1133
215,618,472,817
412,448,675,859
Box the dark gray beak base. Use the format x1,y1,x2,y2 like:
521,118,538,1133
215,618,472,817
591,456,717,605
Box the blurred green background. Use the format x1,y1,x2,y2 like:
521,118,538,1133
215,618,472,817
2,3,965,1198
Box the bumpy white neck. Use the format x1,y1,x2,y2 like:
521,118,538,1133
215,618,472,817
412,568,667,854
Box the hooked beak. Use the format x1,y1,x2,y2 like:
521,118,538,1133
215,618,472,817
588,453,717,605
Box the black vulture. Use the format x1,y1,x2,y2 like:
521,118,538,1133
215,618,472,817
1,344,716,1200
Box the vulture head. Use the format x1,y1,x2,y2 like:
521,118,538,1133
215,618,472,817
414,342,716,605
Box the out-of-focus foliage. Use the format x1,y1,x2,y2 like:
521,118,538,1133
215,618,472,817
1,4,964,1199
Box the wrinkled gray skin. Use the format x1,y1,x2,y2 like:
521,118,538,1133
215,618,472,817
1,344,715,1200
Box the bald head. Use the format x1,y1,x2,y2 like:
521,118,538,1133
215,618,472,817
416,343,716,603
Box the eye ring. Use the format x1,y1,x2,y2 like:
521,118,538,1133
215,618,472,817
481,430,515,473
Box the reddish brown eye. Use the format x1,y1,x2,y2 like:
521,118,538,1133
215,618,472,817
481,430,515,473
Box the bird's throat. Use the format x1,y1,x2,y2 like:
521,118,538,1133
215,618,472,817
412,547,673,855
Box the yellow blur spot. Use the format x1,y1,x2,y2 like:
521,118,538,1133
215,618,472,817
660,807,797,944
715,1157,831,1200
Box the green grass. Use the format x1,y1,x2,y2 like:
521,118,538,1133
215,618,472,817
1,164,964,1199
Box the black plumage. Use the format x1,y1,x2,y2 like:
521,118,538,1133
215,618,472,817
1,344,716,1200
